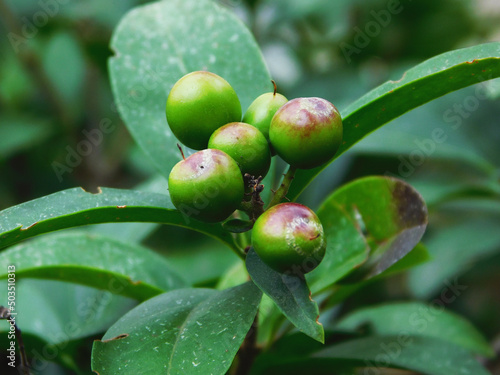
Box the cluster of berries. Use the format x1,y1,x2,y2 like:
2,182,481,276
165,71,342,274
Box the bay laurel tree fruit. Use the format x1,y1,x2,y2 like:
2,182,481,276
168,149,244,223
243,91,288,141
269,97,342,169
208,122,271,178
252,203,326,274
166,71,242,150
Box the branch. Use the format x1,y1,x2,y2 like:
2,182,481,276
1,306,30,375
234,313,259,375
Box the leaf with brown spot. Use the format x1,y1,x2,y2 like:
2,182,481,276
316,176,427,282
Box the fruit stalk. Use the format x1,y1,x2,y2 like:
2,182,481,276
267,165,297,208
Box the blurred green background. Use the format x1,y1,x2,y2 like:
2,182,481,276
1,0,499,373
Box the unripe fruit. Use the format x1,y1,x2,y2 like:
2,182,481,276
166,71,242,150
208,122,271,178
243,92,288,141
252,203,326,274
168,149,244,223
269,97,342,169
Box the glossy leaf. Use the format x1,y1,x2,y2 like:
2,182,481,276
0,279,136,347
320,176,427,280
109,0,271,179
88,175,168,243
289,42,500,200
0,187,238,252
306,199,369,293
91,282,262,374
216,261,249,290
0,231,186,301
336,302,494,357
349,86,499,176
409,215,500,298
324,243,431,308
252,336,490,375
246,248,324,343
313,336,489,375
222,218,254,233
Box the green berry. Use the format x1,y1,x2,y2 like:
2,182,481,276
168,149,244,223
269,97,342,169
252,203,326,274
166,71,242,150
208,122,271,178
243,92,288,141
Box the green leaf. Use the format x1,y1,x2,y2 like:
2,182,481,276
109,0,271,179
222,218,254,233
42,31,85,103
288,42,500,200
336,302,494,357
320,176,428,280
0,279,136,347
377,242,430,277
312,336,490,375
252,336,490,375
246,248,324,343
61,0,135,28
216,261,249,290
409,215,500,298
91,282,262,374
165,242,241,286
0,116,53,159
0,231,186,301
352,126,497,176
88,175,168,244
0,187,238,253
256,294,284,348
323,244,431,308
306,200,369,293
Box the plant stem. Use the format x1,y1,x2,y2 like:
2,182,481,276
238,175,266,221
234,313,259,375
267,165,297,208
1,306,30,375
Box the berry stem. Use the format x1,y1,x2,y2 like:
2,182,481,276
271,80,277,96
176,143,186,160
238,174,265,221
267,165,297,209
